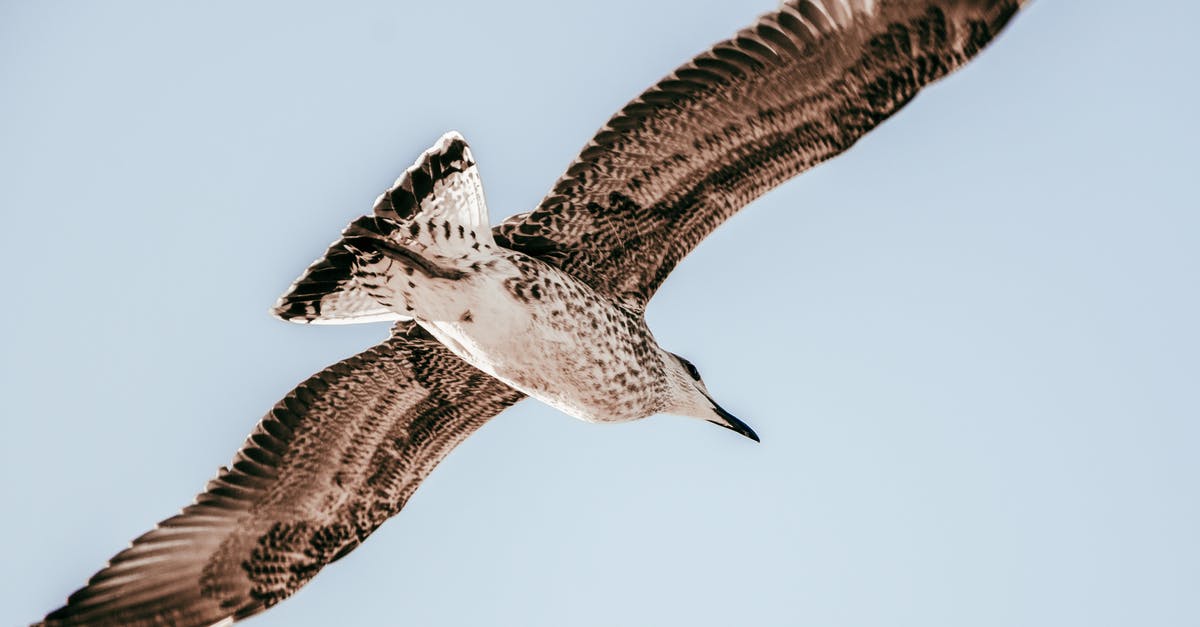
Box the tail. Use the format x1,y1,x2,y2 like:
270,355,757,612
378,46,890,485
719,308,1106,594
272,131,494,324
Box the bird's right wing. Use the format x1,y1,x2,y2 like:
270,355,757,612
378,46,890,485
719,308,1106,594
41,322,524,627
497,0,1025,308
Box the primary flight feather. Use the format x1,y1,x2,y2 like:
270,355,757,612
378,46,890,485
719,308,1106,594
41,1,1027,624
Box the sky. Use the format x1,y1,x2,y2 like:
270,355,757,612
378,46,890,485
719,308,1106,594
2,1,1198,625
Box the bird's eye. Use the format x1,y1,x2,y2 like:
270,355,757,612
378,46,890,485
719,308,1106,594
675,355,701,381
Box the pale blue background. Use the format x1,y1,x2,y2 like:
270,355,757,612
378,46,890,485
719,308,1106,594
3,1,1198,625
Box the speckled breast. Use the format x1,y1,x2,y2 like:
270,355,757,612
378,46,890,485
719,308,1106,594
420,250,670,424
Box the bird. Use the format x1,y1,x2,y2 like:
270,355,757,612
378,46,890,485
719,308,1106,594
40,1,1027,625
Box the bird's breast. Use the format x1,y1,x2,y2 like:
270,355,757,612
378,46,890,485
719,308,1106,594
419,252,665,423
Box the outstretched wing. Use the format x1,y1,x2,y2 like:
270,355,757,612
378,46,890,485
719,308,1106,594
41,323,524,627
496,0,1025,307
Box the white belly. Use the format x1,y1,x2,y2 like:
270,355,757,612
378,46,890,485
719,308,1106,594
406,253,664,423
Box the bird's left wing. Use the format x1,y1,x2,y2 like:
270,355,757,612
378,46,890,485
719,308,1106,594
496,0,1026,308
40,322,524,627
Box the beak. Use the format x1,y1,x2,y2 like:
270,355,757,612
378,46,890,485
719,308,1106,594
707,402,760,443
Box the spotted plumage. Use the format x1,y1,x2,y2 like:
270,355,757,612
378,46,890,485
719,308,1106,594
42,324,522,626
274,132,490,324
41,1,1027,625
496,0,1022,307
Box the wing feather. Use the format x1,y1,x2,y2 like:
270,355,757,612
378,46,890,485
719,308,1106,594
496,0,1026,307
40,3,1030,622
40,323,523,627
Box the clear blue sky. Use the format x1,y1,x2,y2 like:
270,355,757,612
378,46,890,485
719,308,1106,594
3,1,1198,625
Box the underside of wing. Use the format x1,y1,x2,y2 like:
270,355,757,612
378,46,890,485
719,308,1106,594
495,0,1026,307
41,323,523,627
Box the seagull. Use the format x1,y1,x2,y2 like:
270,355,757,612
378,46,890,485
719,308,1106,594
41,1,1027,625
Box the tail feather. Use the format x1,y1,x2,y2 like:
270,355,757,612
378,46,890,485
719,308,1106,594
270,241,403,325
371,130,495,256
272,131,492,325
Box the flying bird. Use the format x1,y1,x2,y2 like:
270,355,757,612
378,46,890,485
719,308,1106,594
41,1,1027,624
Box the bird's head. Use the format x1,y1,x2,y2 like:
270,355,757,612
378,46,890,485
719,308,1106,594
662,351,759,442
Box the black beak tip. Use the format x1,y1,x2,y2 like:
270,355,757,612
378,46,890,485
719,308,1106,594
711,406,760,443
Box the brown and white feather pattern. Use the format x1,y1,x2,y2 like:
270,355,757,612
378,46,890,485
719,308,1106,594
40,323,523,626
496,0,1025,307
39,1,1027,625
273,132,489,324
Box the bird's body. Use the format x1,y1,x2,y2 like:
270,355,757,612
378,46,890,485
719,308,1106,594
362,224,670,425
329,135,724,428
417,256,671,425
39,1,1030,625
